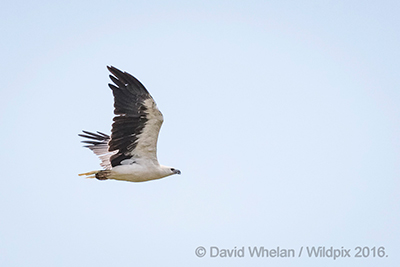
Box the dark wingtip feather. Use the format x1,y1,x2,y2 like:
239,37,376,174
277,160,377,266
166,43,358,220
108,83,118,91
107,66,127,83
79,130,110,141
107,65,150,95
96,131,109,138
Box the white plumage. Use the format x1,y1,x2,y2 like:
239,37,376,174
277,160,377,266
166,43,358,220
79,66,181,182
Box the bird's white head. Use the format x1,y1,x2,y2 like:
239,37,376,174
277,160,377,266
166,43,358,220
161,166,181,177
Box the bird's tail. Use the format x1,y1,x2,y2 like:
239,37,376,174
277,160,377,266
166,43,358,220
78,170,110,180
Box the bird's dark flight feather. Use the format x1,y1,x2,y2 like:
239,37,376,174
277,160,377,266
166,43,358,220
106,66,152,167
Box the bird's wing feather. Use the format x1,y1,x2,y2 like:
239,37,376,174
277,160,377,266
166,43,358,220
107,66,163,167
78,131,116,169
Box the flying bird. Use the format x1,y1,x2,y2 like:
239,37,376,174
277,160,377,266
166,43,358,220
78,66,181,182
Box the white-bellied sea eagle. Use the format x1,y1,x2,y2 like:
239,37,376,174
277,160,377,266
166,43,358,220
78,66,181,182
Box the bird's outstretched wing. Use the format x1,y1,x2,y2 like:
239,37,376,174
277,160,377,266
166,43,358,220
107,66,164,167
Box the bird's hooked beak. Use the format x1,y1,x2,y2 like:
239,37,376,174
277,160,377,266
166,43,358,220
174,169,181,175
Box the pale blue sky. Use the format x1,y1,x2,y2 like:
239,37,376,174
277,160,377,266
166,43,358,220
1,1,399,266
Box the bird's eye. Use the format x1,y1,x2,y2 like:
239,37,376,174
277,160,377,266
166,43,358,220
170,168,175,172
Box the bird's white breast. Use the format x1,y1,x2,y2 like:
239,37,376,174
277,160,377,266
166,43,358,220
109,163,169,182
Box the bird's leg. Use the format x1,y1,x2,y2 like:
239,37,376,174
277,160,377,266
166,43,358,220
78,170,109,180
78,170,99,177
